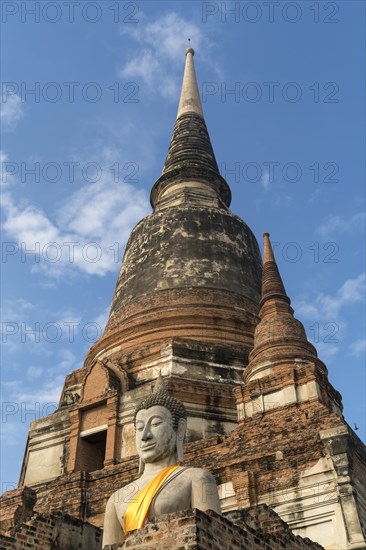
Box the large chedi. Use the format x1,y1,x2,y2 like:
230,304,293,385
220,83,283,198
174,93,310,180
53,46,262,474
1,49,365,550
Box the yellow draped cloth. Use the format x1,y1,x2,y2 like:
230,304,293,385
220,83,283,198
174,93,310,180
124,464,180,534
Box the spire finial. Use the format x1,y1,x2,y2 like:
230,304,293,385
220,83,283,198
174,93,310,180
186,38,194,56
178,45,202,118
149,44,232,209
263,232,276,264
261,232,290,307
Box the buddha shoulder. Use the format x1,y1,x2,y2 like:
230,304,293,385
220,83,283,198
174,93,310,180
184,467,217,482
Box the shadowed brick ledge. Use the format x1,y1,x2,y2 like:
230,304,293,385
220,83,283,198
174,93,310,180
0,486,37,533
0,490,323,549
0,487,102,550
0,512,102,550
104,507,324,550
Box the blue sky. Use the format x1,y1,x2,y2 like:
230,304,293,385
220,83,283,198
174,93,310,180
1,1,365,490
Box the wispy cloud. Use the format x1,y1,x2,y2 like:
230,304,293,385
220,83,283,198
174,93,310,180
119,12,216,99
314,341,340,361
296,273,366,321
349,338,366,358
15,378,64,406
27,366,43,380
0,94,24,131
0,421,28,448
273,194,293,208
1,14,211,283
93,306,110,334
2,349,79,417
1,148,150,279
1,150,17,188
316,212,366,237
261,170,270,190
1,298,35,319
295,273,365,363
1,298,89,361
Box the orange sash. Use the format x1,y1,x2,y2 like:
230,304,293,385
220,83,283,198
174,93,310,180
124,464,180,534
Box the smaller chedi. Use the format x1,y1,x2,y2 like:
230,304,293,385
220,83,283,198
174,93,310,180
102,375,221,547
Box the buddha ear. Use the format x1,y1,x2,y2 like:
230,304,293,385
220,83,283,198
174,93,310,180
138,458,145,474
176,418,187,465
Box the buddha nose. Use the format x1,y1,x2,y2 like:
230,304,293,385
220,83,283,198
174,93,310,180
141,425,152,441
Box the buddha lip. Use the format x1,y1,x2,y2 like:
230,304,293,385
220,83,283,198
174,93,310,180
141,444,156,450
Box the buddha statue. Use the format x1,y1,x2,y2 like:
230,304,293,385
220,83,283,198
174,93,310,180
102,375,221,547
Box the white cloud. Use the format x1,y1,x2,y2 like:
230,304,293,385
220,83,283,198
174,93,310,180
1,299,85,354
316,212,366,237
1,150,150,279
308,189,322,204
314,341,340,361
1,299,36,352
54,309,81,322
295,302,318,318
0,94,24,131
54,349,77,372
0,421,28,447
1,16,208,283
121,50,161,87
273,194,293,208
2,298,34,319
16,377,64,407
261,171,270,190
294,272,365,363
296,273,366,321
349,338,366,358
27,366,43,380
1,150,17,189
93,306,110,334
2,337,80,427
119,12,216,99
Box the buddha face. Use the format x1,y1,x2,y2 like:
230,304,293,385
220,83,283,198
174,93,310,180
135,405,177,464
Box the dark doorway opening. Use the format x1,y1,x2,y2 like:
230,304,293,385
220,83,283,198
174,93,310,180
77,429,107,472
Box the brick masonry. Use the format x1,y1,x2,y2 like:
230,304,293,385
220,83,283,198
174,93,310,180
104,508,323,550
0,494,323,550
4,399,365,535
0,510,102,550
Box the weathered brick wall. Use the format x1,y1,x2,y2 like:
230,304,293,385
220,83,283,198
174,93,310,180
0,496,322,550
0,512,102,550
2,401,365,548
18,400,359,527
105,508,323,550
225,503,298,534
85,287,259,371
0,487,36,533
350,429,366,530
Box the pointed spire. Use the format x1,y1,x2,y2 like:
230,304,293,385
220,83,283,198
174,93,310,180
263,232,276,263
247,232,317,365
176,48,204,119
241,233,341,419
261,233,291,308
150,48,231,210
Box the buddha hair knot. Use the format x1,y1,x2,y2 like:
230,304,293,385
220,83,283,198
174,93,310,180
134,374,187,431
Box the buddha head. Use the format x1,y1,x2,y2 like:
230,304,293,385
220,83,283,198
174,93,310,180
134,375,187,473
